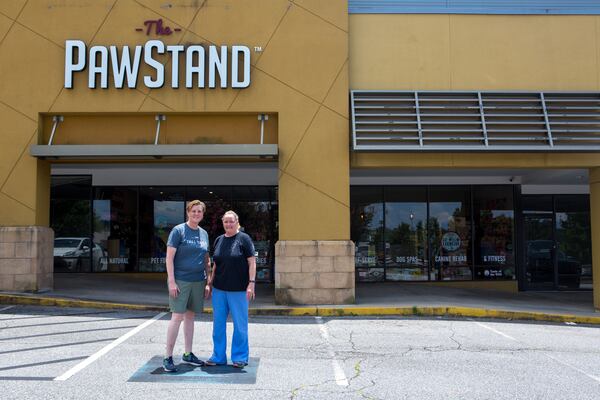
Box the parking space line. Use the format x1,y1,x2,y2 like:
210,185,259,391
0,306,14,313
472,321,517,341
315,316,349,387
473,320,600,384
0,310,118,322
0,325,139,341
54,312,166,381
0,338,116,355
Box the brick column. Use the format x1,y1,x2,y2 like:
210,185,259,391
275,241,355,305
0,227,54,292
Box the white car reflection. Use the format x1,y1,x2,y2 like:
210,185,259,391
54,237,107,272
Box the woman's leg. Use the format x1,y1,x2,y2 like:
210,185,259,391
182,310,195,354
165,312,185,357
209,287,229,364
229,290,249,364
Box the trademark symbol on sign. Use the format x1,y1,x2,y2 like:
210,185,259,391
254,46,263,52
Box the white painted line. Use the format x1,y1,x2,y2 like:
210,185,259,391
473,320,600,384
54,312,166,381
543,352,600,383
0,306,15,312
315,316,349,387
473,321,517,341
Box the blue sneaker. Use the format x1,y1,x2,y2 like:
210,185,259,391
182,352,204,366
163,356,177,372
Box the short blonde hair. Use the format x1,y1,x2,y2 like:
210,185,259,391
222,210,239,222
186,200,206,213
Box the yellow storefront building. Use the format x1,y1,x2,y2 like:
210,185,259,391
0,0,598,310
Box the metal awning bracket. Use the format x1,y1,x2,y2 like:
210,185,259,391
258,114,269,144
48,115,64,146
154,114,166,145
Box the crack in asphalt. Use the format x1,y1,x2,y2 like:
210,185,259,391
448,323,463,350
349,330,358,352
355,379,380,400
289,377,340,400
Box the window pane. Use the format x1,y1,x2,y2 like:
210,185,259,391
351,187,384,282
473,186,515,280
138,187,185,272
556,205,592,290
186,187,233,239
234,187,276,283
384,187,428,281
93,187,137,272
429,186,472,281
51,176,93,273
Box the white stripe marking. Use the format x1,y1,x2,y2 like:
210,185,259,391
0,306,15,312
315,316,349,386
54,312,166,381
474,320,600,384
543,352,600,383
473,321,517,341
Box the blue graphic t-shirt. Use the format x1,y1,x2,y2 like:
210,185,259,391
167,223,209,282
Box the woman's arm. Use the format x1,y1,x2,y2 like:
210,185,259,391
204,253,212,299
166,246,179,297
246,256,256,301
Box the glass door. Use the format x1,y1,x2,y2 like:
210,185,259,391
555,196,591,290
428,186,472,281
523,212,555,289
384,187,428,281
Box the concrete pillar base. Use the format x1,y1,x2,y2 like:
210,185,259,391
0,226,54,292
275,240,355,305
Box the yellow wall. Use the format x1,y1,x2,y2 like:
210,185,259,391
349,14,600,170
0,0,350,240
40,114,279,145
350,14,600,91
351,152,600,169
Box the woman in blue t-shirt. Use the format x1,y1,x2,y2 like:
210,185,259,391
162,200,211,373
205,210,256,368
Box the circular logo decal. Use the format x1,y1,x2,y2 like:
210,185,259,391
441,232,461,252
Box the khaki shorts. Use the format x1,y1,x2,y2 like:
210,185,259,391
168,279,206,314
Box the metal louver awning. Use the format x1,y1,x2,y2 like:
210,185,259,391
351,91,600,151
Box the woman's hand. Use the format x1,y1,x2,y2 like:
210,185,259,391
204,283,212,299
246,282,255,301
168,280,179,298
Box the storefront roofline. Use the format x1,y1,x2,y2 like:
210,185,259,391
30,144,278,160
348,0,600,15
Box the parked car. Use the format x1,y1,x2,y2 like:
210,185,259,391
54,237,107,272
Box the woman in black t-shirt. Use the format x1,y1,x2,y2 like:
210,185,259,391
205,210,256,368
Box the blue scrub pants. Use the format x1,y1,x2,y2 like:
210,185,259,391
209,287,249,364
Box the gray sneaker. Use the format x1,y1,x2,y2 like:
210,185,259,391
182,352,204,366
163,356,177,372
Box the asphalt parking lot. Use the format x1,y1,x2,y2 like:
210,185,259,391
0,305,598,399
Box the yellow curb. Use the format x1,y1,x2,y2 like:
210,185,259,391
0,294,167,312
248,307,318,316
2,294,599,324
315,306,600,325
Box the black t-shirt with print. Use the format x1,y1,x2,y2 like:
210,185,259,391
212,232,255,292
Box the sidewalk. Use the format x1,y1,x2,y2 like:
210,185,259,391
0,273,598,324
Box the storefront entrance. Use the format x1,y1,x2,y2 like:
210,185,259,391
351,185,516,283
51,176,278,282
522,195,592,290
351,185,592,290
